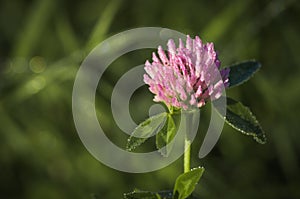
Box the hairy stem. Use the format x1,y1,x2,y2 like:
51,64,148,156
184,112,193,173
184,137,191,173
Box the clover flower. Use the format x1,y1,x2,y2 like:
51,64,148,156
144,35,230,110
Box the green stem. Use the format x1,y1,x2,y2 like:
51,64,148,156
184,137,191,173
183,112,192,173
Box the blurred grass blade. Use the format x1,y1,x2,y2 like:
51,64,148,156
86,0,122,51
202,0,251,41
55,15,80,54
12,0,56,58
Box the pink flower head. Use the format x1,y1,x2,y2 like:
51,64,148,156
144,35,230,110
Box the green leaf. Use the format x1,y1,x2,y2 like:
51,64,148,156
156,114,176,157
13,0,55,58
125,190,190,199
124,190,161,199
85,0,122,51
173,167,205,199
126,112,167,151
157,191,173,199
227,60,261,88
124,190,200,199
216,97,267,144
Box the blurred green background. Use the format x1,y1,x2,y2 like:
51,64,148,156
0,0,300,198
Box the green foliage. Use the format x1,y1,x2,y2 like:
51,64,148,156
173,168,205,199
227,60,261,88
216,97,266,144
124,190,162,199
0,0,299,198
126,112,179,155
124,189,191,199
126,112,167,151
156,114,176,156
124,189,201,199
